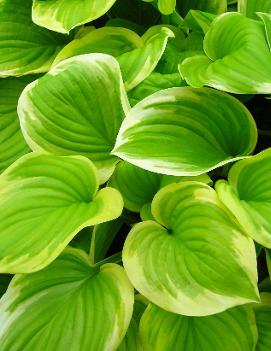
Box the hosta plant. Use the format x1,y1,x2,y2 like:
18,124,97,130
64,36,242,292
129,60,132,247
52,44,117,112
1,0,271,349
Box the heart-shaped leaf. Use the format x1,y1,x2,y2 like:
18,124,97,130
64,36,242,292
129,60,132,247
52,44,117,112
140,303,257,350
0,0,68,77
253,293,271,351
113,87,257,176
18,53,130,183
179,13,271,94
0,77,34,172
216,148,271,248
0,152,123,273
123,181,259,316
0,248,133,350
32,0,117,34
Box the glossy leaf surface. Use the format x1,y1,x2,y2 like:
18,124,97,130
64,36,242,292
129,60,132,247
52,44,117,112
113,87,257,176
0,153,123,273
0,248,133,350
18,54,130,183
123,182,259,316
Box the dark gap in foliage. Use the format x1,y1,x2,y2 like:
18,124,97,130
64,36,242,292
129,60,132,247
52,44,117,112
257,249,269,282
245,95,271,153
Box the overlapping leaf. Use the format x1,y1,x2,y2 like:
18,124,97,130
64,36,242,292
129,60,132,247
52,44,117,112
216,148,271,248
0,153,123,273
18,53,130,183
128,72,185,106
177,0,227,17
179,13,271,93
123,181,259,316
140,303,257,350
118,297,146,351
0,77,33,172
113,87,257,176
238,0,271,19
254,293,271,351
32,0,117,34
0,0,68,77
54,25,174,91
0,248,133,350
109,161,211,212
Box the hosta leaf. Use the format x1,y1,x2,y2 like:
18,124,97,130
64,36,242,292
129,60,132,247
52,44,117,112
53,26,173,91
123,182,259,316
155,26,186,74
32,0,117,34
184,10,216,33
0,153,123,273
177,0,227,17
109,161,211,212
18,54,130,183
0,248,134,351
179,13,271,94
238,0,271,19
53,27,142,65
0,77,33,172
0,0,68,77
117,26,174,90
254,293,271,351
128,72,185,106
140,303,257,350
118,298,146,351
158,0,176,15
216,148,271,248
113,87,257,176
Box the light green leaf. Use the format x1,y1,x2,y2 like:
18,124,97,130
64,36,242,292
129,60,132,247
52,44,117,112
0,77,33,172
238,0,271,19
0,0,68,77
179,13,271,94
118,297,146,351
53,26,142,65
158,0,176,15
123,181,259,316
109,161,212,212
140,303,257,350
0,152,123,273
0,248,134,350
257,12,271,50
116,25,174,90
53,25,173,91
177,0,227,17
18,53,130,184
128,72,185,106
32,0,117,34
254,293,271,351
113,87,257,176
184,10,216,33
216,148,271,248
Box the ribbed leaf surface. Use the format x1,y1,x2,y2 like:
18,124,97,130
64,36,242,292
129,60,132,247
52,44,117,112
0,248,133,351
0,153,123,273
123,182,259,316
113,87,257,176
